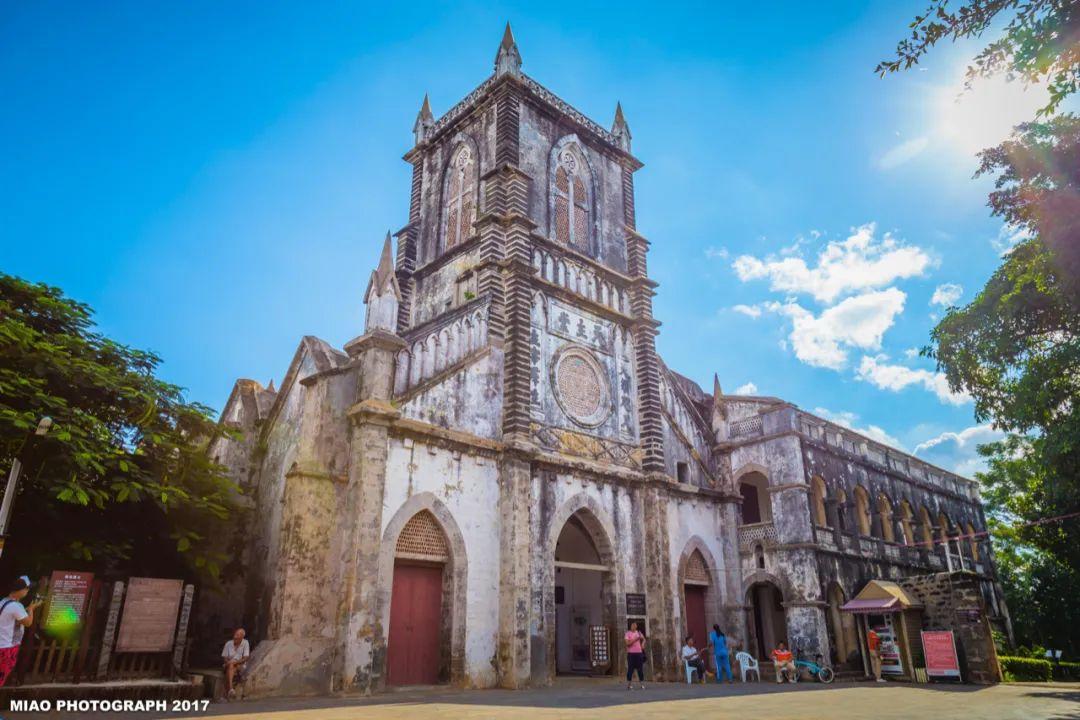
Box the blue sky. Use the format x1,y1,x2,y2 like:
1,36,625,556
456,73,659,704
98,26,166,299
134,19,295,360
2,2,1045,475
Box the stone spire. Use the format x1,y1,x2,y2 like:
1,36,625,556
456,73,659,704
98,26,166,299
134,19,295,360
612,102,632,152
413,93,434,145
364,232,401,333
494,22,522,77
710,373,728,438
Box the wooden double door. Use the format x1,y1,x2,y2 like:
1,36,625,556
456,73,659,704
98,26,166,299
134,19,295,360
387,562,444,686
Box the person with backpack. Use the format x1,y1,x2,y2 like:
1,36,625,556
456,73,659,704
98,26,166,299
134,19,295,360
0,576,42,687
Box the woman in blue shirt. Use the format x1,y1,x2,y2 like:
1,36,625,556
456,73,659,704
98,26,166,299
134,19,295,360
708,624,734,683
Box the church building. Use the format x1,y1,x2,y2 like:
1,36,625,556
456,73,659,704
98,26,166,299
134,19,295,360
201,26,1010,694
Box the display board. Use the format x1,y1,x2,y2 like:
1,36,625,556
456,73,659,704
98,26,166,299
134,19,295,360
115,577,183,653
921,630,961,679
625,593,646,617
44,571,94,633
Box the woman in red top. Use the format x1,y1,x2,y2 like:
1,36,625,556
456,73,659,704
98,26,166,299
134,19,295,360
624,621,646,689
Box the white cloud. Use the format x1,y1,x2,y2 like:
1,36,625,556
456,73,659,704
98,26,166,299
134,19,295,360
732,304,762,319
930,282,963,308
732,223,933,304
878,136,929,170
813,407,902,449
766,289,907,370
914,425,1005,476
904,347,920,359
705,246,730,260
856,355,970,405
734,382,758,395
992,223,1033,256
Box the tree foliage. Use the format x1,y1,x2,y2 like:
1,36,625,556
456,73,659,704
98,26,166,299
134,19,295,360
0,274,238,581
878,0,1080,116
883,2,1080,654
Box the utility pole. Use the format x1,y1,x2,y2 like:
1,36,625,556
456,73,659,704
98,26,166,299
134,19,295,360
0,417,52,558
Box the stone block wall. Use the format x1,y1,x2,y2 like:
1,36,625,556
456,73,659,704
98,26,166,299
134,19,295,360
901,571,1002,684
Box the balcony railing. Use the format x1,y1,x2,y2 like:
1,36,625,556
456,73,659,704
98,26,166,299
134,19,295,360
738,521,777,548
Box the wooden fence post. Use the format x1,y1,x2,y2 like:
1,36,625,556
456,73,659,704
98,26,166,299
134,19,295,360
172,584,195,675
95,581,125,680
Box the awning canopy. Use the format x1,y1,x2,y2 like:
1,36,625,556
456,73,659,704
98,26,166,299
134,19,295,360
840,597,901,614
840,579,922,614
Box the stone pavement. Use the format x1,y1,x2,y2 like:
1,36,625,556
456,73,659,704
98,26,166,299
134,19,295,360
32,678,1080,720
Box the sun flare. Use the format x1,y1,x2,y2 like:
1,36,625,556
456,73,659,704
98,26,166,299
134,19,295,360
935,69,1050,158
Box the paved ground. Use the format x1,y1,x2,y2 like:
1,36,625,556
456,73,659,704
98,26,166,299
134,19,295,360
19,678,1080,719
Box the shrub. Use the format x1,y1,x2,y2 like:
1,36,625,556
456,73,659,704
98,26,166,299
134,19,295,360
1000,656,1052,682
1052,661,1080,682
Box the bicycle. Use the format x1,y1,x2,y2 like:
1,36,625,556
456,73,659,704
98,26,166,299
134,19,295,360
794,639,835,684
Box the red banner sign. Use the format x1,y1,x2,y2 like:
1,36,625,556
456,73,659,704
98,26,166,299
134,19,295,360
921,630,961,678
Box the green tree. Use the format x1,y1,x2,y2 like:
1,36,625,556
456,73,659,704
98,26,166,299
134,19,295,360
0,273,238,582
882,1,1080,653
877,0,1080,116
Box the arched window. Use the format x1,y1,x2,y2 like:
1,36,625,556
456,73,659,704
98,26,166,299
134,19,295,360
853,486,871,536
965,522,980,561
552,145,591,252
898,500,915,546
918,506,934,547
442,144,477,251
811,476,828,527
877,493,895,543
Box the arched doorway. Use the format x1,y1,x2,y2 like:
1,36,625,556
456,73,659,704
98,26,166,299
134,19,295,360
553,510,616,675
682,548,712,665
745,580,786,659
825,583,858,668
386,510,450,686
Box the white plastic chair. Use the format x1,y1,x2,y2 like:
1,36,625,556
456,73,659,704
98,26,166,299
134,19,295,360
736,651,760,682
684,659,700,684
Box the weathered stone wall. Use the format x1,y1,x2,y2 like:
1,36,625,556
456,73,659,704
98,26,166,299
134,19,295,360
518,103,628,272
900,572,1002,684
381,435,502,687
399,348,504,439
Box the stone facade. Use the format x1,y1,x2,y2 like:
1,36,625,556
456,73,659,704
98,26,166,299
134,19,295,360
196,26,1010,694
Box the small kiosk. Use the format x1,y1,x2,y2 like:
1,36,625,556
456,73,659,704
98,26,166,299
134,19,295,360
841,580,924,682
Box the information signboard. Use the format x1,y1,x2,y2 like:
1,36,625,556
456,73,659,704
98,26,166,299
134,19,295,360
871,615,904,675
922,630,961,679
625,593,646,617
115,577,184,653
44,571,94,633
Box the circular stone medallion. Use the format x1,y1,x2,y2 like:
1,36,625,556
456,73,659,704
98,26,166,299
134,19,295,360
552,346,611,427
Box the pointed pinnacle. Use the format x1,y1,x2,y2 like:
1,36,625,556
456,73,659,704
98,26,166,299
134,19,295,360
713,373,723,400
375,231,394,283
614,101,626,127
500,22,516,51
418,93,433,119
267,379,276,393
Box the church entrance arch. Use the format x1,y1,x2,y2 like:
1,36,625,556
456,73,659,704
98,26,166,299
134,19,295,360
745,580,786,660
553,510,618,675
386,510,450,685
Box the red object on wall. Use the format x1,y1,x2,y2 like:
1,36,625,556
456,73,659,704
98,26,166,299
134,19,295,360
922,630,961,678
685,585,709,670
387,563,444,686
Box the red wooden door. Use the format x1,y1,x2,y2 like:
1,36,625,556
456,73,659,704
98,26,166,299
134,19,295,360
685,585,709,670
387,563,444,685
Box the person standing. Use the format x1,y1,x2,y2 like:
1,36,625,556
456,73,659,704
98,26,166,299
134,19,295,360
867,627,885,682
0,576,41,687
221,627,251,699
624,621,646,690
708,625,734,683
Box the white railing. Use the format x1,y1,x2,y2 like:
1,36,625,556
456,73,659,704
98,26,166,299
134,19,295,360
533,247,626,314
738,521,777,548
395,303,489,395
730,415,763,439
